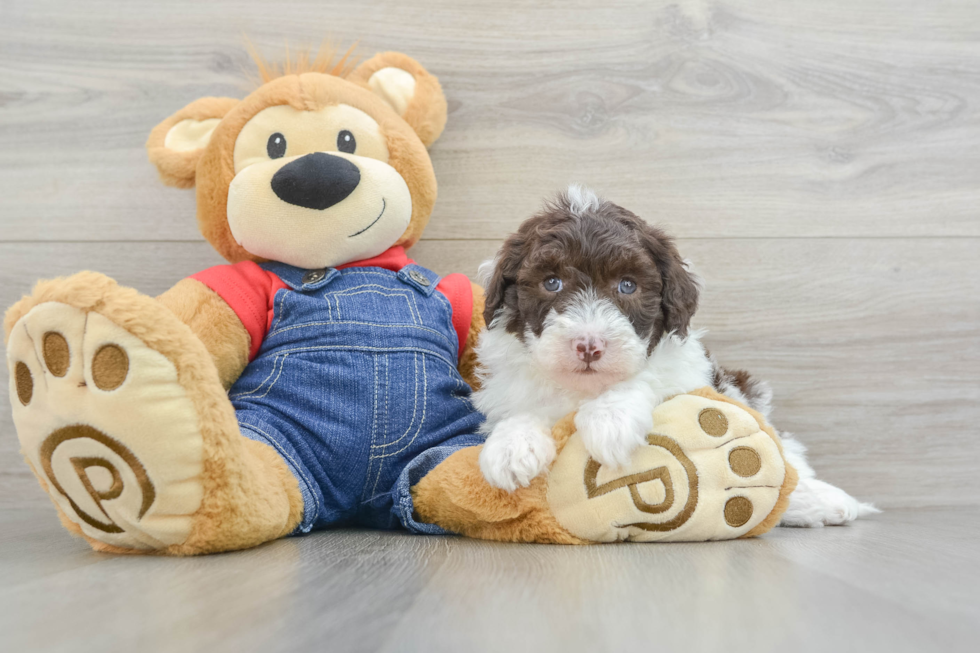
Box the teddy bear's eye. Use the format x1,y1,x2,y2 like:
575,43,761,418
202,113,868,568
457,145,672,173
267,133,287,159
337,130,356,154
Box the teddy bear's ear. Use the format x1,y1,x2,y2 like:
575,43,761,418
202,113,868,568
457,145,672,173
347,52,448,147
146,97,240,188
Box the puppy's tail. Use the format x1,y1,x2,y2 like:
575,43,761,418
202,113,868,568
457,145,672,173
856,502,883,517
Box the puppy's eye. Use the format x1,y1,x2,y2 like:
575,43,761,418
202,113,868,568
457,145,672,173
337,130,356,154
543,277,563,292
618,279,637,295
267,133,287,159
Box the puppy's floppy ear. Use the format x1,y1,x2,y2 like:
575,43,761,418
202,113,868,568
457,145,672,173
347,52,448,147
146,97,239,188
482,234,526,328
639,225,700,337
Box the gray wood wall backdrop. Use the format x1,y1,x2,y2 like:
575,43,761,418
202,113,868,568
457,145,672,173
0,0,977,510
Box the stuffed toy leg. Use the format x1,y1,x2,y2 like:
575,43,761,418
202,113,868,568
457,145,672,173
413,387,798,543
5,273,304,555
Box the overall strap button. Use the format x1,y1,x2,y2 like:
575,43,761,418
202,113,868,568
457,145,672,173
302,269,326,285
408,270,431,287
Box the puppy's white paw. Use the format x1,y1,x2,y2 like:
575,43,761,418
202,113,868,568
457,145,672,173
575,397,653,469
780,477,880,528
480,417,556,492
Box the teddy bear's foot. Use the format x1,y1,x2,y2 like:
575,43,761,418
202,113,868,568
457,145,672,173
547,390,797,542
5,273,303,554
8,300,204,550
413,388,797,544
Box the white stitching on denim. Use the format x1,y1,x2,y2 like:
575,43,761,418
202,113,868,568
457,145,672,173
229,354,288,400
228,354,289,399
307,267,431,320
451,374,472,408
377,353,391,494
373,354,380,446
271,288,289,332
341,271,394,278
371,353,421,493
334,282,395,290
361,354,383,499
340,270,416,286
265,344,458,370
329,285,421,324
240,422,321,522
383,353,390,446
330,285,413,319
241,356,288,400
431,291,461,362
381,274,424,323
371,352,419,452
267,320,452,348
230,355,278,399
407,286,422,323
375,354,429,460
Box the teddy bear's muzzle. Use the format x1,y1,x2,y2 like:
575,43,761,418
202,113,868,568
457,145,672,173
270,152,362,211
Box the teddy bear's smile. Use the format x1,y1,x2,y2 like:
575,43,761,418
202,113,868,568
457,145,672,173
349,197,387,238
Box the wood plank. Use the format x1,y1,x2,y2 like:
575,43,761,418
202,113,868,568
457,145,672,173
384,509,980,653
2,0,980,241
0,506,977,653
0,238,977,509
0,509,455,653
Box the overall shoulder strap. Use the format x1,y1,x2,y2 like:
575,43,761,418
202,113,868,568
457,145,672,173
396,263,440,297
259,261,339,291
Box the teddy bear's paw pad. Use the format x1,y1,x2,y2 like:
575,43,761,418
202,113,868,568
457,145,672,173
7,302,204,549
546,394,787,542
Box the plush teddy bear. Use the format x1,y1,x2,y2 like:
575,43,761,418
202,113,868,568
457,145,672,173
4,49,796,554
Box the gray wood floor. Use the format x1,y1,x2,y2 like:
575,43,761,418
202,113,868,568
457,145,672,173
1,2,979,650
1,506,977,653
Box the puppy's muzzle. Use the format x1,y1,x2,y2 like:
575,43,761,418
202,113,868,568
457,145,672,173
573,336,605,364
271,152,361,210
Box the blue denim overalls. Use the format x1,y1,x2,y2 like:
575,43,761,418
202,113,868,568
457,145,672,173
229,261,484,534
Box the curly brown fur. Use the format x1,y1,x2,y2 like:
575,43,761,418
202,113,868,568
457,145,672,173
483,191,699,354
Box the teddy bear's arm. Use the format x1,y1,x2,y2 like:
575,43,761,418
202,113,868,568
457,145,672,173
457,282,486,391
156,278,251,389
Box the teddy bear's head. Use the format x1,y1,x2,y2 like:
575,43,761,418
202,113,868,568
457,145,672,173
146,51,447,269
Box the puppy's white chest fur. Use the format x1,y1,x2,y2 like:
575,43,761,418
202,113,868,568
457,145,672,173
473,326,713,490
474,326,713,433
473,325,583,433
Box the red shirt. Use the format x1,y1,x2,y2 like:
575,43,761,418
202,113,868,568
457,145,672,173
190,247,473,362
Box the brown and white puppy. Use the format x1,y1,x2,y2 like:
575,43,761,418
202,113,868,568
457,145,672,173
474,186,877,527
474,186,711,489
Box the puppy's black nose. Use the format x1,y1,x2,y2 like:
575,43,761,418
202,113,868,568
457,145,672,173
271,152,360,210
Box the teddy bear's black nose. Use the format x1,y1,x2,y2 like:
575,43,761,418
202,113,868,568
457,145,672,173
271,152,361,210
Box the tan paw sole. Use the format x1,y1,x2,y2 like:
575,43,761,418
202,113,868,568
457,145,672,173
547,393,791,542
7,302,204,550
